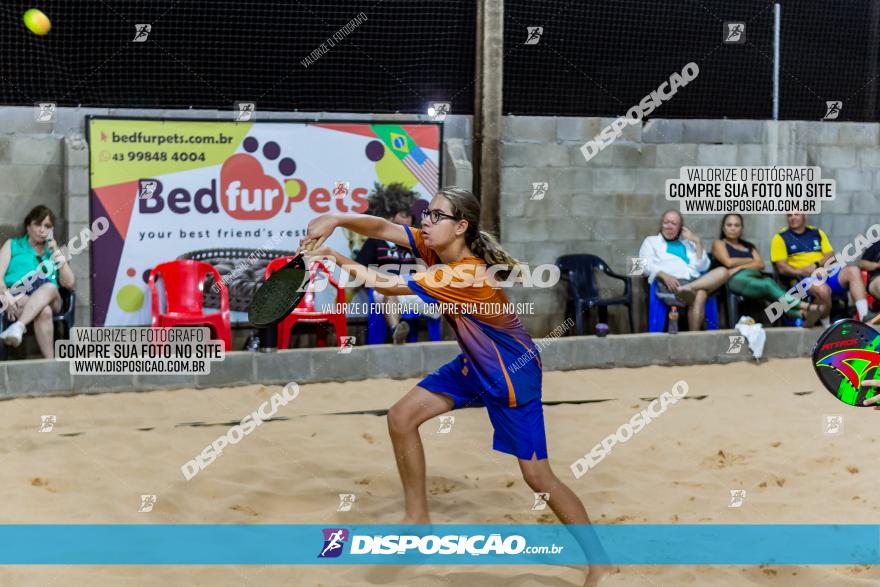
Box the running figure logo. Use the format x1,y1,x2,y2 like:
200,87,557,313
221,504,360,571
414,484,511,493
337,494,356,512
525,27,543,45
723,22,745,43
531,492,550,511
727,335,745,354
437,415,455,434
629,257,647,276
34,102,56,122
138,494,157,512
824,101,843,120
138,180,158,200
728,489,746,508
235,102,256,122
338,336,356,354
428,102,450,122
133,24,151,42
39,415,56,432
530,182,548,201
333,181,350,200
318,528,349,558
823,414,844,435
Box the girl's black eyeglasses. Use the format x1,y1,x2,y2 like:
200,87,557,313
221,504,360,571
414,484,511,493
420,208,459,224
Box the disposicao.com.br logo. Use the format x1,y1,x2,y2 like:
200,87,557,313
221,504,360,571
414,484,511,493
317,527,563,558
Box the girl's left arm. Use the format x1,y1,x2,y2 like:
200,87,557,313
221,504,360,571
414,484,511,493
310,247,414,296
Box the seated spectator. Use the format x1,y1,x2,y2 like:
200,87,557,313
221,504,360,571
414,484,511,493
355,183,439,343
0,206,75,357
859,238,880,314
639,210,728,331
770,213,873,326
712,214,821,327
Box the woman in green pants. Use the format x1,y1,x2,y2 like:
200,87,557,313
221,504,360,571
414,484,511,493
712,214,822,326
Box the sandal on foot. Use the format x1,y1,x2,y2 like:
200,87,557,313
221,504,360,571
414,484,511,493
801,304,822,328
675,288,696,306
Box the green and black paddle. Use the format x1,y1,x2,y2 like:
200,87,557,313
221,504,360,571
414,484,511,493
812,319,880,407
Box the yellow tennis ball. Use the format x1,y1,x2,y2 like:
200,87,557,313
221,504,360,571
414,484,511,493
23,9,51,36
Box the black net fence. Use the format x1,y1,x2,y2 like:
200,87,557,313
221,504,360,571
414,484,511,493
0,0,476,114
1,0,879,121
504,0,774,119
778,0,880,122
504,0,880,122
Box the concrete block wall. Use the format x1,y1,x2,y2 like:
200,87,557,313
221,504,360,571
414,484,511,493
64,133,93,325
501,117,880,335
1,106,112,326
0,110,65,241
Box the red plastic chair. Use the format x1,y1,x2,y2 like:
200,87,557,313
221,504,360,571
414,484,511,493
148,260,232,351
265,256,347,348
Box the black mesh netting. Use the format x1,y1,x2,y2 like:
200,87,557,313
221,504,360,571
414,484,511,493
2,1,879,120
0,0,476,115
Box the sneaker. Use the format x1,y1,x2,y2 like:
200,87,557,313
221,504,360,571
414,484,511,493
0,321,25,347
392,321,410,345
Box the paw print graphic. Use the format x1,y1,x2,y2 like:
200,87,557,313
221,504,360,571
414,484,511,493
241,136,297,178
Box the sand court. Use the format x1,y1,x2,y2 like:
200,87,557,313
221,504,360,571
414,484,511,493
2,358,878,586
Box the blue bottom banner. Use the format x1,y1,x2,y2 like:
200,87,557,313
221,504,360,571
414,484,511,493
0,524,877,565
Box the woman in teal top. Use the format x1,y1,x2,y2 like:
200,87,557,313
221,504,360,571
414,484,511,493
0,206,75,357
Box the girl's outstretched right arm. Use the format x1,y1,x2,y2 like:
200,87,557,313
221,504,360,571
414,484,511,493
301,213,410,252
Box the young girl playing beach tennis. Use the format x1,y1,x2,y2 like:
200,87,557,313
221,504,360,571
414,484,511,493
301,186,614,586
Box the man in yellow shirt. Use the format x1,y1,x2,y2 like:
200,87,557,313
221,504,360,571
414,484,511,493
770,214,870,326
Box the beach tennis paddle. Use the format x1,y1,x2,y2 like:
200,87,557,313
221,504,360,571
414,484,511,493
812,319,880,407
248,254,309,327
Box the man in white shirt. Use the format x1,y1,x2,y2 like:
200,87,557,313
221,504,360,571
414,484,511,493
638,210,728,331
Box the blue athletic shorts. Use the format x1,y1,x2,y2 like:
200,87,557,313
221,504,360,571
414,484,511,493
801,270,847,295
418,354,548,460
826,270,847,295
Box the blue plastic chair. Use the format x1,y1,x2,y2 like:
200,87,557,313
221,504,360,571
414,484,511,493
648,279,719,332
366,288,442,344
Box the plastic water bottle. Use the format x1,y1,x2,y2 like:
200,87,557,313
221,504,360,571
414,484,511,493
668,306,679,334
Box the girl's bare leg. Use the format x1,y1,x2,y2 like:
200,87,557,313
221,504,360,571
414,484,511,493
519,456,617,586
386,386,454,523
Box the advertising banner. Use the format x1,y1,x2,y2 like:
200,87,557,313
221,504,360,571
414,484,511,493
87,118,441,326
